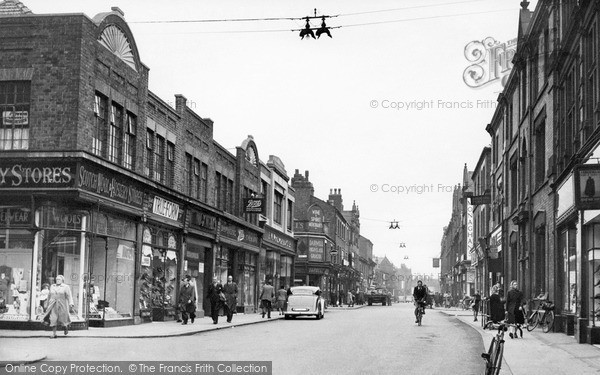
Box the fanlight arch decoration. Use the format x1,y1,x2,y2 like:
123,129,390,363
98,25,137,71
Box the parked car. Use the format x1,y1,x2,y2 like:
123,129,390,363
284,286,325,320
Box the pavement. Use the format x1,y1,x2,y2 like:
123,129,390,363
0,304,365,366
440,307,600,375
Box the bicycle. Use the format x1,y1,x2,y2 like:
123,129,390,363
525,295,555,333
481,322,506,375
415,300,426,326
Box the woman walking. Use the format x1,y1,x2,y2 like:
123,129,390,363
42,275,73,338
506,280,524,338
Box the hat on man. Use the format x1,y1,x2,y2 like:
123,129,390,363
183,275,192,281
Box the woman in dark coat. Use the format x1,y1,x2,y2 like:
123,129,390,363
42,275,73,338
178,275,196,325
488,285,505,323
222,276,238,323
506,280,524,338
206,277,223,324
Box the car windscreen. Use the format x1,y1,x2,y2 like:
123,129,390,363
291,288,318,296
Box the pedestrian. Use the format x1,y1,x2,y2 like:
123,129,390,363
347,290,354,307
506,280,524,339
259,279,275,318
178,275,196,325
276,285,287,315
472,290,481,321
206,276,223,324
222,275,238,323
488,284,505,323
42,275,73,339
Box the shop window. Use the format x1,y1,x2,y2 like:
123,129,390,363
0,81,30,150
0,227,34,321
587,223,600,326
139,227,179,321
88,213,136,323
215,246,230,283
238,251,256,307
559,227,578,313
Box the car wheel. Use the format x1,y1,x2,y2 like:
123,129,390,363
284,314,290,320
316,309,322,320
368,301,372,306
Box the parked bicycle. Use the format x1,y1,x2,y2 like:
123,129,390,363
525,293,555,333
481,322,507,375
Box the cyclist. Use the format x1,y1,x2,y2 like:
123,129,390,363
413,280,428,323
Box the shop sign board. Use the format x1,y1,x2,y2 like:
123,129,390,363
470,194,491,206
218,220,259,247
0,161,75,188
77,163,144,208
308,206,324,231
308,238,324,261
264,226,295,251
467,204,474,253
152,196,180,222
2,110,28,126
39,206,86,230
575,164,600,210
0,206,31,227
190,210,216,231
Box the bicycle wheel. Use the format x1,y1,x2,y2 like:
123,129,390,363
542,311,554,333
526,312,539,332
492,338,504,375
417,310,422,326
483,337,498,375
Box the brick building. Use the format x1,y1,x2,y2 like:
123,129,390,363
0,1,295,329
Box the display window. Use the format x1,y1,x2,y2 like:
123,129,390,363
585,223,600,325
238,251,256,307
88,213,136,321
37,205,88,323
0,227,34,321
559,227,578,313
215,246,231,283
279,255,293,288
139,226,179,321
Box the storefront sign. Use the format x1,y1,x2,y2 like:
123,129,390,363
39,206,86,230
0,161,75,188
307,267,329,275
264,226,294,251
575,165,600,210
152,196,180,221
77,163,144,208
243,197,265,214
467,204,474,253
0,206,31,227
218,221,259,247
190,210,216,231
308,238,324,261
470,194,491,206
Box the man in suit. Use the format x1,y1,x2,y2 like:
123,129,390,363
259,279,275,319
413,280,428,323
206,277,223,324
178,275,196,325
222,275,238,323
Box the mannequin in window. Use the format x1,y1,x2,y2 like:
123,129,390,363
0,273,8,300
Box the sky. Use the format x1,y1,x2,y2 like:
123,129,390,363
22,0,538,277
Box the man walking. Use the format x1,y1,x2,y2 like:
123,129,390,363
223,275,238,323
178,275,196,325
259,279,275,319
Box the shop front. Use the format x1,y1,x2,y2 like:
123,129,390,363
262,225,296,292
216,219,261,314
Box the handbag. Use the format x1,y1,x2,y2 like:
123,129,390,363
219,291,226,302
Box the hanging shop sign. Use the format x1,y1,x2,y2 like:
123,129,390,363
469,194,491,206
0,161,75,188
77,163,144,208
243,197,265,214
557,173,575,219
575,164,600,210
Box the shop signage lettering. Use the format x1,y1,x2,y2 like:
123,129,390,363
0,164,73,187
307,267,329,275
77,165,144,208
191,211,216,231
0,207,30,226
308,207,323,230
41,206,84,229
219,221,259,246
2,110,28,126
152,196,180,221
243,197,265,214
466,204,474,253
265,227,294,250
308,238,324,261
